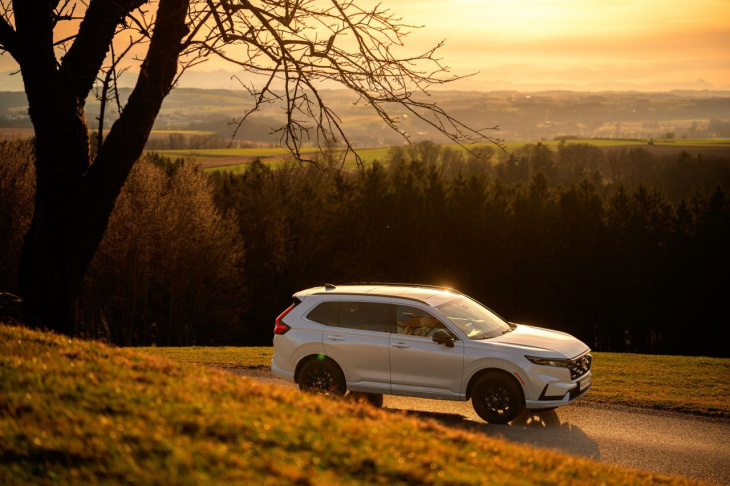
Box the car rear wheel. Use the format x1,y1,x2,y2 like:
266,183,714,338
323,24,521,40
299,360,346,398
472,372,524,424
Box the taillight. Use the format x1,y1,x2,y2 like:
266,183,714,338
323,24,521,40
274,304,295,335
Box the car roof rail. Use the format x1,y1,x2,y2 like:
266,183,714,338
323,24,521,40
341,282,465,296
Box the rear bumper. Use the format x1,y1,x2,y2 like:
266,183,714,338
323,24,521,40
271,360,295,383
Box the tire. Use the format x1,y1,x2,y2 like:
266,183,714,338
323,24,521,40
298,359,346,398
471,372,525,424
349,392,384,408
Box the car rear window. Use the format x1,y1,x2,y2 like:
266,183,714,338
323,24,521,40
306,301,341,326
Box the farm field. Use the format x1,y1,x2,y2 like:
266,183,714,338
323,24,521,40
151,137,730,173
137,346,730,418
1,324,702,485
0,127,217,141
152,145,391,171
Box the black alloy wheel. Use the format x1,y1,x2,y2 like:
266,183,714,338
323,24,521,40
472,372,524,424
298,360,346,398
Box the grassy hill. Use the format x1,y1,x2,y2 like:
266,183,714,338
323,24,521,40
0,324,703,485
141,346,730,418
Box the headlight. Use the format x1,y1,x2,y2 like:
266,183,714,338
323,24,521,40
525,355,571,368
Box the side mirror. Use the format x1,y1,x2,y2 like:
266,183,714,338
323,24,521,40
432,329,455,348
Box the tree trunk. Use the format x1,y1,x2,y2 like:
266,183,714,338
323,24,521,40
17,0,190,335
19,195,87,335
17,69,93,334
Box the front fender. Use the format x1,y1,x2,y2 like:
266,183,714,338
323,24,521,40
461,357,527,397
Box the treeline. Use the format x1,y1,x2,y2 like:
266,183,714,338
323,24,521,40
144,132,233,151
497,141,729,202
211,143,730,356
1,140,729,355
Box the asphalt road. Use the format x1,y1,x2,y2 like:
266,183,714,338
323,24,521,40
228,368,730,484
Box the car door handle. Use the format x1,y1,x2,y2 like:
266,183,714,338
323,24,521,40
327,335,345,341
392,342,410,348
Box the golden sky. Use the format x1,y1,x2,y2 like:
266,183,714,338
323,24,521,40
1,0,728,91
388,0,730,90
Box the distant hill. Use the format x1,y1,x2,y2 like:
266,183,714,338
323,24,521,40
2,87,729,144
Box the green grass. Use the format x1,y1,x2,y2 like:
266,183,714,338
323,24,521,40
134,346,272,369
1,324,701,485
589,353,730,416
138,347,730,418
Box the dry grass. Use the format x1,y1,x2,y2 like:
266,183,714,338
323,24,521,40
138,347,730,418
588,352,730,417
1,324,703,485
134,346,272,369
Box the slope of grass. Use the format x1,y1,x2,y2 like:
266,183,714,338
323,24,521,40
138,346,730,418
1,324,701,485
134,346,272,369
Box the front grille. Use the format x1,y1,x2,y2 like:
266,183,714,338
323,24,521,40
568,353,592,380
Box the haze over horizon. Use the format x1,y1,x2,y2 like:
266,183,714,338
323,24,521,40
0,0,728,93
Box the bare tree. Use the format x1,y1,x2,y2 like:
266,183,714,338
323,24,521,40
0,0,500,335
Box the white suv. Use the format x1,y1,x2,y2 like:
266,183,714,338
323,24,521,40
271,284,592,424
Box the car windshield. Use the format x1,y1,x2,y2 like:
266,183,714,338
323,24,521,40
437,297,511,339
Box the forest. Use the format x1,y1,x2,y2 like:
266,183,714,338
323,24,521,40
1,139,729,356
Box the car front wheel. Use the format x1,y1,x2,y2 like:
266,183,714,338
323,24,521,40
471,372,524,424
299,360,346,398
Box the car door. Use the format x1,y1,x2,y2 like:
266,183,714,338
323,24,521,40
389,304,464,398
320,300,392,393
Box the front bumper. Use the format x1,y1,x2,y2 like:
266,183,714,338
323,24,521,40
525,370,592,410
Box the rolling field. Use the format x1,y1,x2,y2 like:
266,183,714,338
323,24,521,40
153,145,392,171
137,346,730,418
0,128,218,141
1,324,703,485
150,138,730,173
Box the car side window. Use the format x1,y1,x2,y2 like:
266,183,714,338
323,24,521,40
396,305,451,338
306,301,341,326
338,302,391,333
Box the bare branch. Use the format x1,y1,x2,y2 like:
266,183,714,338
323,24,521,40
59,0,147,101
0,15,17,59
180,0,500,168
95,35,142,148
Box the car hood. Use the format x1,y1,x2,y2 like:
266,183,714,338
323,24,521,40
477,324,589,358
